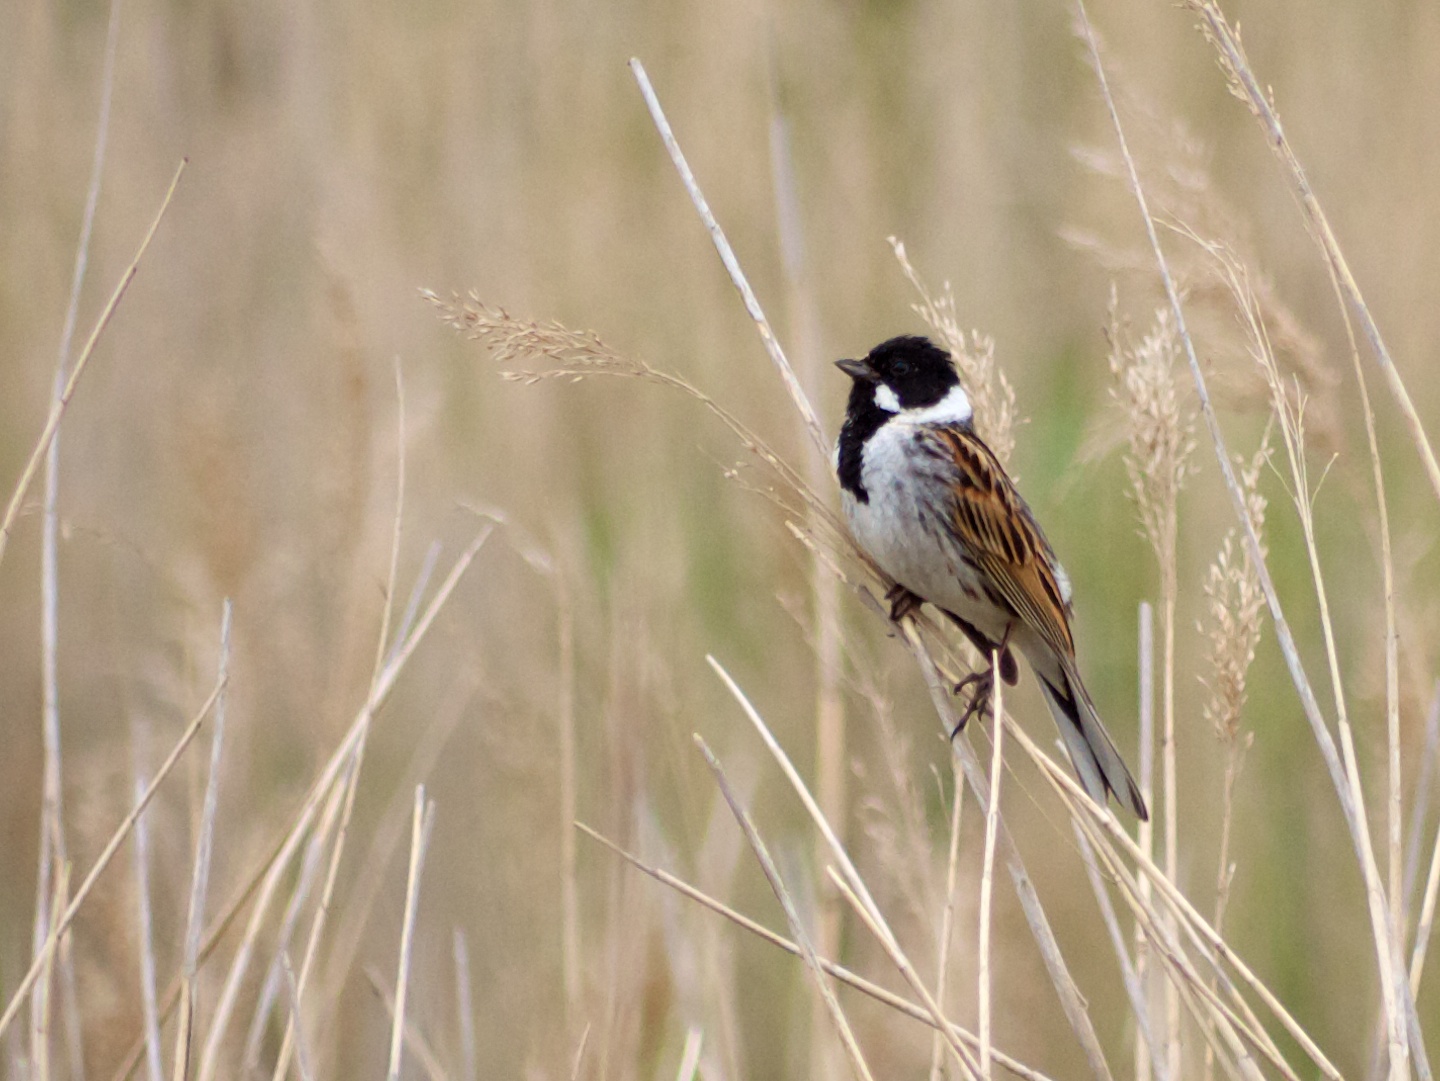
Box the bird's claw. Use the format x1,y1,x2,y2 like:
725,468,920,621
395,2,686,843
949,669,995,739
885,584,923,622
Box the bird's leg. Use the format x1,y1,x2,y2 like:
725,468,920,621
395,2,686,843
885,583,924,622
949,621,1016,740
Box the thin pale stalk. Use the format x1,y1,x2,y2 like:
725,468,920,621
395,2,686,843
576,824,1053,1081
627,58,825,455
172,601,232,1081
706,656,884,929
1161,586,1179,1081
1408,778,1440,994
453,929,476,1081
1072,2,1419,1072
828,870,980,1081
676,1028,703,1081
365,970,448,1081
569,1026,591,1081
1073,823,1168,1080
557,574,581,1031
693,737,876,1081
1031,734,1284,1080
0,159,185,570
388,788,435,1081
978,660,1005,1080
279,954,313,1081
1329,265,1404,1081
273,372,417,1070
244,813,328,1075
1004,715,1339,1080
717,648,978,1078
255,763,355,1078
899,622,1115,1081
0,675,224,1044
768,89,847,1080
1135,601,1156,1081
1404,687,1440,923
110,809,320,1081
1071,803,1271,1081
36,10,124,1065
313,679,475,1031
34,865,68,1081
930,757,966,1081
130,760,164,1081
1187,1,1440,509
195,529,489,1081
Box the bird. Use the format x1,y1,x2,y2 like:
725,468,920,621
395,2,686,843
835,334,1148,819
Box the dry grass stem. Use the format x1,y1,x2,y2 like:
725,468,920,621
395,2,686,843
0,158,186,570
827,868,981,1081
452,930,476,1081
768,102,849,1077
364,968,448,1081
675,1027,703,1081
1072,823,1168,1080
269,358,412,1081
978,661,1006,1081
1073,1,1423,1072
129,757,165,1081
898,621,1116,1080
1185,0,1440,510
1199,233,1422,1076
263,754,363,1080
1013,723,1298,1081
31,0,123,1052
576,823,1053,1081
194,529,489,1081
930,758,967,1081
628,58,826,456
387,786,436,1081
692,736,876,1081
1106,287,1195,1080
428,293,844,546
891,238,1018,465
280,953,315,1081
0,659,226,1044
1135,600,1156,1081
1003,711,1339,1079
171,600,232,1081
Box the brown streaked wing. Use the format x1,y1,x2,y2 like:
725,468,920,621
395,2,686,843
926,425,1076,659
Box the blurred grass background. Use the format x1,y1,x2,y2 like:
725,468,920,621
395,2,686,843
4,0,1440,1077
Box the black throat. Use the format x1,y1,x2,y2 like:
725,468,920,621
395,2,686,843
836,384,891,504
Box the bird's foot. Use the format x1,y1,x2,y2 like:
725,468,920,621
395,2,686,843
885,584,924,623
950,668,996,739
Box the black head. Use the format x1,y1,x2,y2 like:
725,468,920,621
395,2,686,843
837,335,960,412
834,336,965,502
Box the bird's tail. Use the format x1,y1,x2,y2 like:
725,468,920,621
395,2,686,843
1037,662,1148,820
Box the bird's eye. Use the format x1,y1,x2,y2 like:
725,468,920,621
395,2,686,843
891,360,911,377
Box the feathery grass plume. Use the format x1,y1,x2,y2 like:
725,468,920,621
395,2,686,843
889,239,1018,467
1197,435,1268,1081
1106,294,1196,570
1200,432,1269,936
1105,286,1195,1081
1062,21,1339,453
426,290,836,518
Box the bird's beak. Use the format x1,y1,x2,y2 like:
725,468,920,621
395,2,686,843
835,357,876,382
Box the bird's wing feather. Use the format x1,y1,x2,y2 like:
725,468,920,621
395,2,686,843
921,424,1075,659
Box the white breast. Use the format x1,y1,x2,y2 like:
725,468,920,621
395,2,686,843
840,419,1010,643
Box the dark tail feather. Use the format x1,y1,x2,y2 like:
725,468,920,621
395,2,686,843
1037,667,1148,820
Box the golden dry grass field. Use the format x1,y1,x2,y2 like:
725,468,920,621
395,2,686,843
5,0,1440,1078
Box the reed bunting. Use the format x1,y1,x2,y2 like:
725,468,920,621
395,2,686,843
836,335,1147,819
